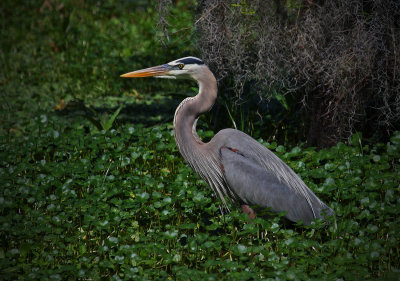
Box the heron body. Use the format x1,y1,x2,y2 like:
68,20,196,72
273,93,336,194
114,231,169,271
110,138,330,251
121,57,334,225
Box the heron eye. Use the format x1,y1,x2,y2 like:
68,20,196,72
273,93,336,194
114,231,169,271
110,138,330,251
178,64,184,69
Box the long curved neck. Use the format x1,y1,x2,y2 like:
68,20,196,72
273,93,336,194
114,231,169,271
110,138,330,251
173,66,217,157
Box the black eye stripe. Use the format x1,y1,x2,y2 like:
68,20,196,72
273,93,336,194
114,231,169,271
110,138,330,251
176,57,204,65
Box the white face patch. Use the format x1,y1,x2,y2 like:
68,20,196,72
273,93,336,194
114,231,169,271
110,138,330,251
156,57,205,79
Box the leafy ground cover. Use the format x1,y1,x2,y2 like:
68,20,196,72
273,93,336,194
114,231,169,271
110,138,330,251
0,0,195,134
0,115,399,280
1,1,400,280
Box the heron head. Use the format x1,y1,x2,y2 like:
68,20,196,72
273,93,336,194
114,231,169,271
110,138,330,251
120,57,206,80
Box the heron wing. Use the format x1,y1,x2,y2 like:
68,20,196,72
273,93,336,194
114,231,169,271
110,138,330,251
221,147,324,224
214,129,333,221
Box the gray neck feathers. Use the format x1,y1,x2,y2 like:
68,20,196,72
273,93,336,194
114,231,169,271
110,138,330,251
173,66,217,158
172,68,232,208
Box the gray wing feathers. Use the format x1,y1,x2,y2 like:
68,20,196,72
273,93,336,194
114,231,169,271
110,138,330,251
217,129,334,224
221,148,333,224
219,129,327,217
180,141,233,210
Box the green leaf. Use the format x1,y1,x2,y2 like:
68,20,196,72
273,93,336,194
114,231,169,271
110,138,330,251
101,105,123,131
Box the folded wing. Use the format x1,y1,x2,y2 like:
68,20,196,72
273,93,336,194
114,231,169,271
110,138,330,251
220,146,333,225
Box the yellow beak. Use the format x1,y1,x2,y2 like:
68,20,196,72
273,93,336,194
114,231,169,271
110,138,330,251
120,64,170,78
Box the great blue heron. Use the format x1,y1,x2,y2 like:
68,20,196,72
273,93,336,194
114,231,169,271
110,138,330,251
121,57,334,225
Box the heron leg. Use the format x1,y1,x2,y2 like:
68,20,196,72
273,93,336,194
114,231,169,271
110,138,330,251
241,205,256,219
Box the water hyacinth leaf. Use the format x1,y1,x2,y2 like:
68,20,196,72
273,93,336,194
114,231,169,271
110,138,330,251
137,192,150,201
372,155,381,162
193,192,205,203
234,244,247,255
324,163,335,171
275,145,286,153
108,237,119,244
172,253,182,263
40,115,47,123
366,224,378,233
164,230,179,239
290,146,301,155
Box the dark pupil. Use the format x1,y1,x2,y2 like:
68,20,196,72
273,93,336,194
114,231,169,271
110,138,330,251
178,64,184,69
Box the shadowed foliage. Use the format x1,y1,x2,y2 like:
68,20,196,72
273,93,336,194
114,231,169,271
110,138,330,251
171,0,400,146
